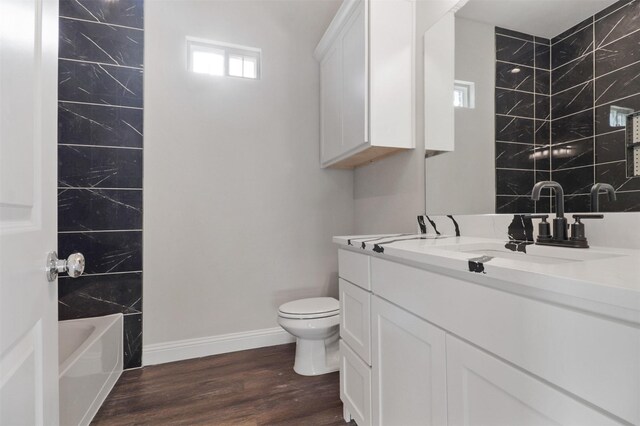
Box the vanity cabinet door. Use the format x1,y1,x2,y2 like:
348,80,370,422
371,296,447,426
341,340,372,426
340,279,371,365
446,335,623,426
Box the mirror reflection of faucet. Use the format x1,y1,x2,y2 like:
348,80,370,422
590,183,617,212
529,181,603,248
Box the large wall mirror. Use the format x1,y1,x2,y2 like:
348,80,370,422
424,0,640,214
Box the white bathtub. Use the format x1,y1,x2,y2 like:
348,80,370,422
59,314,123,426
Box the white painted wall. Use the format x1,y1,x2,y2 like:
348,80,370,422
424,17,495,214
353,0,460,234
143,0,353,348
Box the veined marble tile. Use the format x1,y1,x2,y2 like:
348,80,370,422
59,272,142,320
59,60,143,107
59,18,143,68
58,231,142,274
58,188,142,232
60,0,144,29
58,102,143,148
58,145,142,188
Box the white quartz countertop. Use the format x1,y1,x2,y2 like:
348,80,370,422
334,234,640,318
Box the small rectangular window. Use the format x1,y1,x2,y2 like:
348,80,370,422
187,37,261,80
454,80,475,109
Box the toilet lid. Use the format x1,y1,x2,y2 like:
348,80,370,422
278,297,339,317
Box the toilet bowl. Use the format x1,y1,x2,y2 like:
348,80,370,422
277,297,340,376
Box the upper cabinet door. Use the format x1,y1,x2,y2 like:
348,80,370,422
371,296,447,426
341,0,367,153
446,335,624,426
320,42,343,163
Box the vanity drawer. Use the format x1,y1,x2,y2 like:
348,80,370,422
339,279,371,365
340,339,372,426
371,257,640,424
339,249,371,290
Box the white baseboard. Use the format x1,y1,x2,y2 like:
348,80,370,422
143,327,295,366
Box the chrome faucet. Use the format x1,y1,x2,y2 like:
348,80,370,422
590,183,616,212
531,181,567,240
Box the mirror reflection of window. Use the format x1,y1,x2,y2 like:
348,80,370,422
609,106,634,127
453,80,475,108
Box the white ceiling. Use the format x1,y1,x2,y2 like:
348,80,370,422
457,0,620,39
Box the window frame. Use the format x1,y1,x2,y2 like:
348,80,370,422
187,37,261,80
453,80,475,109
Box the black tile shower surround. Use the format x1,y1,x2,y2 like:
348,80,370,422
58,0,144,369
495,0,640,213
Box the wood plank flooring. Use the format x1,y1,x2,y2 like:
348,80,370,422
92,343,352,426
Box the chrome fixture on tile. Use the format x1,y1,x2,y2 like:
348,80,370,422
530,181,603,248
590,183,616,212
46,251,85,282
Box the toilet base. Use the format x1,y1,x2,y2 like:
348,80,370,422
293,335,339,376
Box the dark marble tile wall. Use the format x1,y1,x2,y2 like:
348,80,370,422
495,28,552,213
58,0,144,369
551,0,640,212
495,0,640,213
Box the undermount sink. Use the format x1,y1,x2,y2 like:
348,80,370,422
436,242,625,265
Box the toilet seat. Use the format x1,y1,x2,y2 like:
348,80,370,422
278,297,339,319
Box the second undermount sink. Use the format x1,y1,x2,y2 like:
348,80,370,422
435,242,625,265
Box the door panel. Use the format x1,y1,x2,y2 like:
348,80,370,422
446,335,623,426
320,42,343,164
341,0,366,152
340,279,371,364
0,0,59,423
371,296,447,426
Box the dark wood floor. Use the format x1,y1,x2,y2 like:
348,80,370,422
92,343,352,426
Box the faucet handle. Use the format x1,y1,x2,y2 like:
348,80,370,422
572,214,604,222
524,214,549,220
570,214,603,244
524,214,551,240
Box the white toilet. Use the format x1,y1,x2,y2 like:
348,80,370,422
277,297,340,376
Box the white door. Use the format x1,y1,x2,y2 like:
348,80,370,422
0,0,60,424
371,296,447,426
446,335,624,426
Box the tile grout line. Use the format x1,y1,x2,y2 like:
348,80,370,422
59,229,143,234
59,15,144,31
496,31,550,46
59,100,143,110
59,143,143,150
58,187,143,190
58,270,143,278
59,57,143,71
593,15,597,190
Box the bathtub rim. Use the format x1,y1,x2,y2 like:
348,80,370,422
59,313,123,377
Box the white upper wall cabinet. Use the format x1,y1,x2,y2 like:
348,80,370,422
315,0,415,169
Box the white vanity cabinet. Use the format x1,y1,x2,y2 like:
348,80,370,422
315,0,414,169
337,247,637,426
